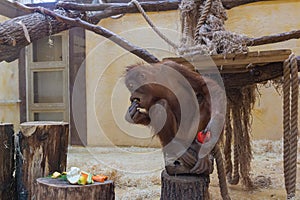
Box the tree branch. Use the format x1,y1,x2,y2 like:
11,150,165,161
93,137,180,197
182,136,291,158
0,0,298,63
56,0,271,12
70,1,180,24
1,1,159,63
221,0,269,9
0,4,72,62
247,30,300,46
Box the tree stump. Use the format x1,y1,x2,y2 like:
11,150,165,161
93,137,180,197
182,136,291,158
0,123,15,200
161,170,210,200
20,121,69,199
36,178,115,200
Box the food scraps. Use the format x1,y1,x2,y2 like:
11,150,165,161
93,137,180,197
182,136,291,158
50,167,109,185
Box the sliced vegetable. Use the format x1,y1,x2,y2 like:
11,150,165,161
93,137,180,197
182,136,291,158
51,171,61,178
78,171,89,185
92,175,108,183
67,167,81,184
87,173,94,184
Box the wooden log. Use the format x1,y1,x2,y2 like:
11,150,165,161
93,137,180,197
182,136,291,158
36,178,115,200
20,121,69,199
0,123,16,200
160,170,210,200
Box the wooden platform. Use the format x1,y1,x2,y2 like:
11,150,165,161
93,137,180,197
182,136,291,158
164,49,300,88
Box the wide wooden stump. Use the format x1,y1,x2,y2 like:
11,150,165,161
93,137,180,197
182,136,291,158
20,121,69,199
0,123,15,200
161,170,210,200
36,178,115,200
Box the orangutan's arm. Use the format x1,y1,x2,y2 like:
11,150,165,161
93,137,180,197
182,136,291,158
125,100,151,125
190,77,226,173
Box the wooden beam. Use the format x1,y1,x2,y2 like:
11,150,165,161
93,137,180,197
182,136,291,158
164,50,300,88
69,27,87,146
221,62,285,88
18,48,27,123
165,49,292,70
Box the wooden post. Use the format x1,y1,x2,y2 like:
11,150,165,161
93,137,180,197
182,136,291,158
20,121,69,199
36,178,115,200
160,170,210,200
0,123,15,200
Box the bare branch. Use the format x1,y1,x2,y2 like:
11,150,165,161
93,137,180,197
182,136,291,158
247,30,300,46
2,1,159,63
56,2,128,11
56,0,271,12
221,0,269,9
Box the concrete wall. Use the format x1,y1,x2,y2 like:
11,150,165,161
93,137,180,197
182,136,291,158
86,0,300,146
0,15,20,130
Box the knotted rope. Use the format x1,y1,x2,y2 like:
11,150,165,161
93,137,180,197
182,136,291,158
194,0,212,44
282,53,298,199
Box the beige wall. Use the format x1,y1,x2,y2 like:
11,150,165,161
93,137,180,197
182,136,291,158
0,15,20,130
86,0,300,146
226,0,300,140
86,11,180,147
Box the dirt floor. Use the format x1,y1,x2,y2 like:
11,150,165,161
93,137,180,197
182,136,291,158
67,140,300,200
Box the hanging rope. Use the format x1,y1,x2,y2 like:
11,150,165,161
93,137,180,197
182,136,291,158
224,108,233,177
282,53,299,199
194,0,212,44
131,0,179,50
213,144,231,200
224,105,240,185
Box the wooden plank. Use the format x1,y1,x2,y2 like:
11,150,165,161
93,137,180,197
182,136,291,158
18,48,27,123
69,27,87,146
221,62,285,88
213,49,291,66
164,54,300,88
164,49,292,71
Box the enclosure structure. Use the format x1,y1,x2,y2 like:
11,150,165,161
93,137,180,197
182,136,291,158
0,0,299,147
0,0,298,198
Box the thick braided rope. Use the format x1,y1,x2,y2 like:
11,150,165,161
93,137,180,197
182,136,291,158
194,0,212,44
289,54,298,199
283,57,291,196
228,143,240,185
283,54,299,199
131,0,179,50
227,108,242,185
181,17,192,47
213,144,231,200
224,108,233,178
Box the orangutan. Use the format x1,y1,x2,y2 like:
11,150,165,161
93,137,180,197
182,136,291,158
124,60,226,175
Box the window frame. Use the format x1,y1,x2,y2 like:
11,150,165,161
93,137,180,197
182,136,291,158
26,31,69,122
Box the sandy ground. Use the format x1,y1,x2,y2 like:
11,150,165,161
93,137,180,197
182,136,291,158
67,140,300,200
